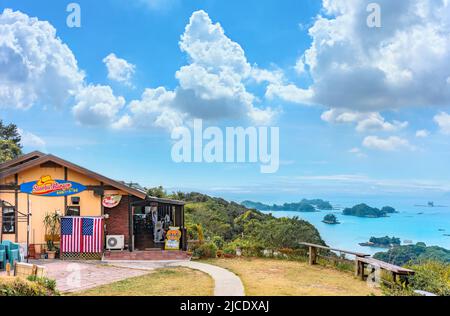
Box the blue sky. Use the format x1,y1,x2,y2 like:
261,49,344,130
2,0,450,203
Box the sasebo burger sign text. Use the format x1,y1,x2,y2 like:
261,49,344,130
20,176,86,197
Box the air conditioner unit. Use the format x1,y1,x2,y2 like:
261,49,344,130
106,235,125,250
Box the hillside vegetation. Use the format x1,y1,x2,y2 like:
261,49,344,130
374,242,450,266
183,193,325,251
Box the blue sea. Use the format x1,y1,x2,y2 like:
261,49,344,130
264,197,450,255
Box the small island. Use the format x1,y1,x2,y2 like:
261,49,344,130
342,203,397,218
359,236,401,248
322,214,340,225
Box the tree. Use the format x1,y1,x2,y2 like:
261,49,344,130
147,186,167,198
0,120,22,163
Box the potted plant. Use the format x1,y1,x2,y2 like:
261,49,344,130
43,211,61,260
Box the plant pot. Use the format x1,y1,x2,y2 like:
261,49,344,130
47,251,56,260
28,244,36,259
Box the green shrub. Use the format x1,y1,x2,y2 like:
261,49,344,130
223,245,236,255
406,261,450,296
382,260,450,296
27,276,57,292
0,276,59,296
193,242,217,259
212,236,225,250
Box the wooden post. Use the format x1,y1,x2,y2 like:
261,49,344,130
6,262,11,276
392,272,398,284
355,259,360,277
32,264,38,276
360,262,366,281
309,246,317,265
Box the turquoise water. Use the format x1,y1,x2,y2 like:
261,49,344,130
265,198,450,255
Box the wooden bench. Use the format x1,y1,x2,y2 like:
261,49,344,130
355,256,414,283
13,262,46,278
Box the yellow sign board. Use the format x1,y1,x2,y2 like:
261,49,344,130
165,227,182,251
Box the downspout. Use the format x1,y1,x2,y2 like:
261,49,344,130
128,195,133,252
64,167,68,214
14,174,18,242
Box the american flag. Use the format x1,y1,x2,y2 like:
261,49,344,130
61,217,104,253
82,217,103,253
61,217,82,253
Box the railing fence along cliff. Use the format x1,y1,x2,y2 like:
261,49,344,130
298,242,415,287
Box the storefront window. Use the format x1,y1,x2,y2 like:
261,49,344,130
2,206,15,234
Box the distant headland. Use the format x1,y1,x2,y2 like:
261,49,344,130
342,204,397,218
241,199,333,213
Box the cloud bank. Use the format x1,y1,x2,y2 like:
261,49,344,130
268,0,450,111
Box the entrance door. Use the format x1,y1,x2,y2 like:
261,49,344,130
133,214,155,250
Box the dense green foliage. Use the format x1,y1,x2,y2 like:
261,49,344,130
369,236,401,246
0,276,59,296
383,261,450,296
183,193,325,252
406,261,450,296
322,214,339,224
192,242,218,259
0,120,22,163
241,198,332,213
342,203,394,218
374,243,450,266
147,186,168,198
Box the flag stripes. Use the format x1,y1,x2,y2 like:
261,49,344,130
61,217,104,254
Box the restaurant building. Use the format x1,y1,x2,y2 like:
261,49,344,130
0,151,186,258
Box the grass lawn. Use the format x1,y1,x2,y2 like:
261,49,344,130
203,258,381,296
72,267,214,296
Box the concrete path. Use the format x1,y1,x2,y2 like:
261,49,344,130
18,259,245,296
169,261,245,296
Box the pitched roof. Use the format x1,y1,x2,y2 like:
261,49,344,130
0,153,147,199
0,151,45,172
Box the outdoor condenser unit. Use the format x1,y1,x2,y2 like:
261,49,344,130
106,235,125,250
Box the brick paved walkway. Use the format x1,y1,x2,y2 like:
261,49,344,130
28,260,150,293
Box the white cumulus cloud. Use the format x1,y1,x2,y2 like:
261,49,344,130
363,136,415,151
114,87,185,131
0,9,84,110
321,108,408,132
103,53,136,85
72,85,126,126
434,112,450,135
18,129,46,150
416,129,430,138
268,0,450,111
115,10,279,130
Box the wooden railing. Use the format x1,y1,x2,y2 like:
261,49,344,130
299,242,415,283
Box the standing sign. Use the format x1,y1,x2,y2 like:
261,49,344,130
20,175,86,197
165,227,182,251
